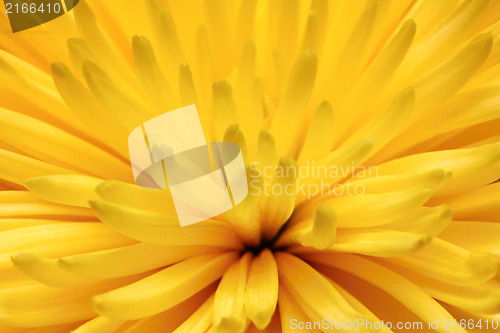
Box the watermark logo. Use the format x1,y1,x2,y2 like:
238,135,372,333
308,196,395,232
248,161,378,200
128,105,248,227
4,0,79,33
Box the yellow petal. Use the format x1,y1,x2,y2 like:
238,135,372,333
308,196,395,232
434,85,500,136
0,223,135,270
222,165,262,247
275,252,375,331
89,199,242,248
82,60,151,130
341,87,414,156
296,138,374,204
203,0,233,77
383,261,500,314
349,169,451,193
74,1,136,85
67,37,104,78
223,124,250,165
0,48,55,88
11,253,101,288
234,43,263,153
213,253,252,333
275,205,337,250
301,187,433,228
412,31,492,115
256,130,278,182
245,249,278,330
275,0,300,69
92,252,238,320
401,0,490,77
332,19,416,140
72,316,124,333
213,80,238,141
132,35,175,112
0,219,64,232
23,175,101,207
0,195,95,219
386,238,498,286
59,243,224,278
430,182,500,221
173,294,214,333
0,53,82,132
234,0,258,55
235,40,256,102
157,11,185,78
300,10,319,52
385,205,452,236
0,148,73,185
260,157,298,240
193,25,214,107
297,101,335,164
0,191,47,203
0,274,142,327
439,221,500,259
119,285,215,332
0,284,97,327
51,61,129,157
304,253,466,333
96,180,177,215
374,33,493,161
325,278,393,333
179,63,200,109
327,229,431,257
270,49,318,156
323,0,385,106
376,144,500,196
278,284,321,333
407,0,460,40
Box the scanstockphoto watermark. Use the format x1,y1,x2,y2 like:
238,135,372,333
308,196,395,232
248,161,378,199
290,318,424,331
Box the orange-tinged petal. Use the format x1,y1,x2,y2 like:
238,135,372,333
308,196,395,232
275,252,376,332
304,253,467,333
278,284,321,333
173,294,214,333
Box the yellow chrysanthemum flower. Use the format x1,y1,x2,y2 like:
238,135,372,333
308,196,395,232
1,0,500,332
